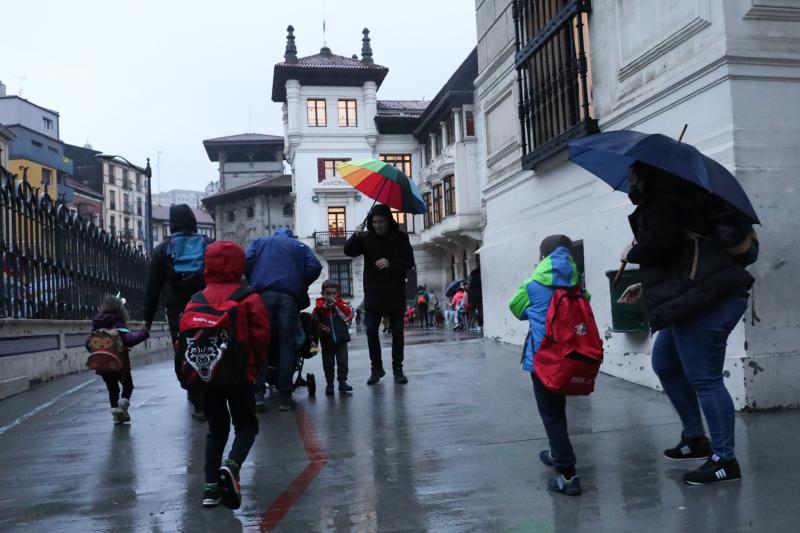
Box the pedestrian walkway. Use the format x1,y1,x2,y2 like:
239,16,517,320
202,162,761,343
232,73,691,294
0,329,798,532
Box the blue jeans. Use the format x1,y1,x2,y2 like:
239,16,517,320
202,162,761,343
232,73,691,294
652,295,748,460
255,291,298,399
531,372,576,475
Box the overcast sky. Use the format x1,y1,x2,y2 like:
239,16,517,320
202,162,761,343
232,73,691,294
2,0,478,192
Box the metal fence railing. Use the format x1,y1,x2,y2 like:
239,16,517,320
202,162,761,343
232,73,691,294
0,168,150,320
313,231,354,248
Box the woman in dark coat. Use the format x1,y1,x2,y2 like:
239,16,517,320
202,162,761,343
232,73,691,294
618,161,754,486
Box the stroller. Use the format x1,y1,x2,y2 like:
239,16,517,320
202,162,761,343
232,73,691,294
264,311,320,396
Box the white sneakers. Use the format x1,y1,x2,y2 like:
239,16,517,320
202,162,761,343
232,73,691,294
111,398,131,424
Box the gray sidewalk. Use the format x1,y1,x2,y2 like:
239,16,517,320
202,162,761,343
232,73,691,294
0,328,798,532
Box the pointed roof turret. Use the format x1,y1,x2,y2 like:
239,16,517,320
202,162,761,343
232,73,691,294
284,25,298,63
361,28,373,65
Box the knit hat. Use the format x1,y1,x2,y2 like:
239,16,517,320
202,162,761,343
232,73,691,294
539,234,573,257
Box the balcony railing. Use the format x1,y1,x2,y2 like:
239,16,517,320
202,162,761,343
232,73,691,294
314,231,354,248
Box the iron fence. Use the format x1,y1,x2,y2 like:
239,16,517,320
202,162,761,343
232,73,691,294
0,167,150,320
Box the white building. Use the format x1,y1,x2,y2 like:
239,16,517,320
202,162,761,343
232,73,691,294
0,123,14,169
272,26,429,302
413,49,484,296
474,0,800,409
96,155,149,251
153,189,207,208
151,205,216,243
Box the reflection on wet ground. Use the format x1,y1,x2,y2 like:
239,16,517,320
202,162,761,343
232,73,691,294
1,327,799,532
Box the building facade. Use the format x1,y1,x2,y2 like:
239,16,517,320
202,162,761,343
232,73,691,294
413,49,484,296
203,133,284,191
474,0,800,409
0,123,14,170
272,26,431,302
153,189,207,208
201,175,293,247
98,156,149,251
63,176,103,225
151,205,216,244
0,92,67,199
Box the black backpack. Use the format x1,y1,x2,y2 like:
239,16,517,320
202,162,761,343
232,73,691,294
698,194,759,267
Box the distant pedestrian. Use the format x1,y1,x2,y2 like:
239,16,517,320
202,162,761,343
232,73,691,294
617,162,754,485
246,227,322,411
313,280,354,395
179,241,270,509
344,204,415,385
416,285,430,328
428,290,440,327
143,204,211,420
468,266,483,330
509,235,584,496
355,302,364,326
87,295,149,424
451,285,468,331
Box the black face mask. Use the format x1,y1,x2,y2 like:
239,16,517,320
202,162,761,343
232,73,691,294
628,187,644,205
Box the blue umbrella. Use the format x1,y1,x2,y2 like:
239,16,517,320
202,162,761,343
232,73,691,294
568,130,760,224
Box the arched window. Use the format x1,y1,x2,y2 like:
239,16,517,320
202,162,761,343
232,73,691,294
450,255,456,280
283,203,294,216
462,250,468,277
246,206,255,219
226,211,235,222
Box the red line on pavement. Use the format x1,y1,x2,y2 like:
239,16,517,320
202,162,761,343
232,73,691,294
259,409,328,532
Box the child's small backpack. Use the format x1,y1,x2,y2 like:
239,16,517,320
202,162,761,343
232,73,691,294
534,286,603,395
417,293,427,305
87,329,126,375
167,233,208,291
176,287,253,388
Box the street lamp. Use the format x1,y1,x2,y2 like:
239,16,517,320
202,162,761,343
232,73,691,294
95,154,153,253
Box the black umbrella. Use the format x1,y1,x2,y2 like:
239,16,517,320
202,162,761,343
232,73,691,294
445,279,465,298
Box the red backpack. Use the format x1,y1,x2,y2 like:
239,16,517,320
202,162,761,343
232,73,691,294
534,286,603,395
176,287,254,388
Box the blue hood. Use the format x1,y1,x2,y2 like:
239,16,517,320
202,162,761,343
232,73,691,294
245,231,322,303
274,227,294,238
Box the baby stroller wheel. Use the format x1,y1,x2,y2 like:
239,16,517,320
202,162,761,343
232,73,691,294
306,373,316,396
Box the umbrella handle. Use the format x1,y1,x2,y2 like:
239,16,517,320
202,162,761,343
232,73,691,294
678,124,688,142
612,261,627,288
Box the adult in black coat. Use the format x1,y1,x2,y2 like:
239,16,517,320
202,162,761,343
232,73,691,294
344,204,415,385
143,204,212,419
618,162,753,487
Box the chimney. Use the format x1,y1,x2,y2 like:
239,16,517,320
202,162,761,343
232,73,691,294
284,25,298,63
0,81,6,97
361,28,373,65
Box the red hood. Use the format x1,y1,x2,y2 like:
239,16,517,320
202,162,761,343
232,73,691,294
204,240,245,284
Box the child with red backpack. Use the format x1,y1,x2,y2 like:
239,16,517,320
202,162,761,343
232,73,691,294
176,241,270,509
508,235,603,496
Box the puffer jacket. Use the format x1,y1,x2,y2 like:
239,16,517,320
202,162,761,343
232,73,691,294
627,193,754,330
508,247,579,372
313,296,352,345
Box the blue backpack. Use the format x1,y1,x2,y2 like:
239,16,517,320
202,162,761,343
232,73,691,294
167,233,208,289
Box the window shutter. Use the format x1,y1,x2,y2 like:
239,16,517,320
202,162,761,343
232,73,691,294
317,159,325,182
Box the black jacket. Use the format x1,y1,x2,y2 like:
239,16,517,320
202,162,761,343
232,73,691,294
344,207,415,313
627,193,753,330
143,205,211,322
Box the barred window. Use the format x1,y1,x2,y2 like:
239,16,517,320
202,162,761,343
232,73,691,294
513,0,598,168
423,192,432,229
328,260,353,296
443,176,455,216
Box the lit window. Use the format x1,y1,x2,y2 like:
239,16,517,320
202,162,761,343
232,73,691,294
379,154,412,177
307,99,327,127
338,99,357,127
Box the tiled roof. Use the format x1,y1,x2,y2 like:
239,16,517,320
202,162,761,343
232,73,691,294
276,51,387,71
203,133,284,144
272,50,389,102
202,174,292,205
152,205,215,225
376,100,429,118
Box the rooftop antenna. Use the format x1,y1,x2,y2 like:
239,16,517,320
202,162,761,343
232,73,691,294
156,150,162,194
10,74,26,96
248,109,252,133
322,0,327,48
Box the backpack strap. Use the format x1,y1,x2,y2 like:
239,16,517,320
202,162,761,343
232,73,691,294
229,286,256,302
190,291,209,304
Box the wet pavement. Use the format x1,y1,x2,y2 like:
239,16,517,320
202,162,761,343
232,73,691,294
1,326,800,532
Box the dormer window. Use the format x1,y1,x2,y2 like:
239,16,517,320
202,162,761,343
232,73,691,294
42,117,54,131
307,98,327,127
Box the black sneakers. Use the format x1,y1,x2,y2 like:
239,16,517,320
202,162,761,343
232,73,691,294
547,474,582,496
664,434,712,461
325,384,335,396
202,483,221,507
683,454,742,485
367,369,386,385
539,450,555,468
218,459,242,509
339,382,353,394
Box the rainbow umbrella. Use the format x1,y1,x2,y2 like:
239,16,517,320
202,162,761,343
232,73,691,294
336,159,427,214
